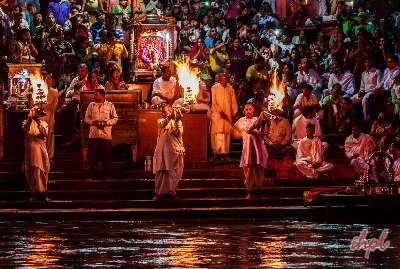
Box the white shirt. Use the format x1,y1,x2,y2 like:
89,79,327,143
328,71,356,96
292,115,322,143
265,118,291,146
296,136,323,164
152,76,177,102
360,68,382,93
84,101,118,140
293,93,318,110
296,69,322,90
344,133,376,159
380,67,400,91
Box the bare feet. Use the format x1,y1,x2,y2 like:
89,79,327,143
209,155,217,162
246,193,254,200
222,155,232,162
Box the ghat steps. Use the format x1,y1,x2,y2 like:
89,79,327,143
0,137,358,219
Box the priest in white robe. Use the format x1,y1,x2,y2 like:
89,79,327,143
344,124,376,176
210,73,238,161
43,73,59,161
234,103,268,200
295,123,333,179
153,105,185,200
151,66,179,106
23,106,50,202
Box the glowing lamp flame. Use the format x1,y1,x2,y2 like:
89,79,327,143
29,72,48,105
268,70,285,111
174,57,200,104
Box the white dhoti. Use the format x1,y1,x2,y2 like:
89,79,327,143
153,117,185,197
351,157,369,176
295,161,334,179
295,136,334,179
211,133,230,154
46,132,55,160
243,165,264,192
24,138,50,193
155,155,184,196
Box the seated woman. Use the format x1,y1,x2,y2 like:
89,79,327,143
105,67,127,91
190,38,209,64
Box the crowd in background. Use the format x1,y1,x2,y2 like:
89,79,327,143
1,0,400,163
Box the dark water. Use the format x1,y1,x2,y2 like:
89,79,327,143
0,219,399,268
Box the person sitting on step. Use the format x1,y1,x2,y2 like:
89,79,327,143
295,123,334,179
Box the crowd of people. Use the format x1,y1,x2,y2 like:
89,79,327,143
1,0,400,200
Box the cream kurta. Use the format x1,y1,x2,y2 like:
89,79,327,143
235,116,268,193
23,118,50,193
295,136,333,179
43,87,59,160
153,117,185,196
345,133,376,175
210,83,238,154
292,115,328,152
151,77,177,105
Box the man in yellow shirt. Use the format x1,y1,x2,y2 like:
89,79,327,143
246,56,269,82
209,40,229,74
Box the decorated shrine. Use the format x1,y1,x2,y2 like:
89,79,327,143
131,15,175,81
0,64,46,160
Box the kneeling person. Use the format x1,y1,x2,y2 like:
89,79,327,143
295,123,334,179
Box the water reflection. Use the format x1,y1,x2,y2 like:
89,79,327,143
0,219,398,268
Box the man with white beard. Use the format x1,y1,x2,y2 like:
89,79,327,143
344,124,376,176
295,123,333,179
210,72,238,162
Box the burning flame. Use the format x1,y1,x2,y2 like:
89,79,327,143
29,72,48,105
174,57,200,102
268,70,285,111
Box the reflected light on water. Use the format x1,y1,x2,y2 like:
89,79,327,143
14,232,66,268
0,220,398,268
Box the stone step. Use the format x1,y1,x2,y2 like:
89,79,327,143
0,177,353,191
0,186,350,201
0,197,303,209
0,165,356,182
0,205,317,219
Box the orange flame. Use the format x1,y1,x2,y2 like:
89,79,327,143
174,57,200,103
268,70,285,111
29,72,47,104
